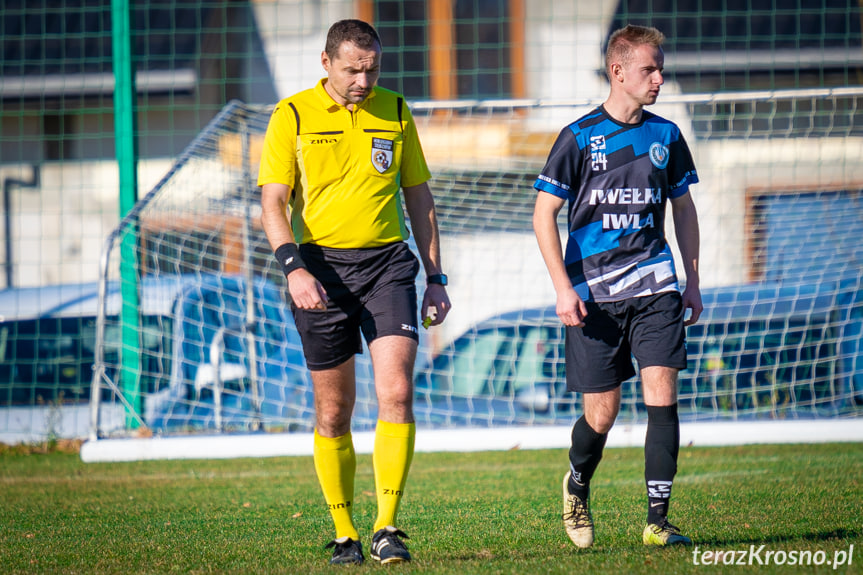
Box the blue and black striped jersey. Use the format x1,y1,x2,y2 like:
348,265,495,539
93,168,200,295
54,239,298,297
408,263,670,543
534,106,698,302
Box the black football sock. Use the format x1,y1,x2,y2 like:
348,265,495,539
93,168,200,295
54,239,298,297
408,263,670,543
568,415,608,500
645,403,680,524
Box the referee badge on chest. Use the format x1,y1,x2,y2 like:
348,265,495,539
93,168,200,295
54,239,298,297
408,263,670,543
371,137,394,173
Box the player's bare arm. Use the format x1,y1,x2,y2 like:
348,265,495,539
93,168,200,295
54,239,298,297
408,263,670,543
403,181,451,326
670,192,702,326
533,191,588,327
260,182,328,310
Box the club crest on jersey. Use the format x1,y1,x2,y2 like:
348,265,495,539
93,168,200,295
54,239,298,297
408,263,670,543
371,137,394,173
649,142,669,169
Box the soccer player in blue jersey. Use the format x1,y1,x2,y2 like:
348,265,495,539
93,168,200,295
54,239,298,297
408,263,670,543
533,24,703,548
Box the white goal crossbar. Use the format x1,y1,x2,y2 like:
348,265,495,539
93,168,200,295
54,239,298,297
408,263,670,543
80,419,863,463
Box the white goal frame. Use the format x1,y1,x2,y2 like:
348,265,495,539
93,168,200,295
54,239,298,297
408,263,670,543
83,88,863,461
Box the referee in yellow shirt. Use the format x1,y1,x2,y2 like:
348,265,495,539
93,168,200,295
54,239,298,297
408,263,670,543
258,19,451,566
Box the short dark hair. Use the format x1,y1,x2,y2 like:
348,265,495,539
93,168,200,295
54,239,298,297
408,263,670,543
325,19,381,60
606,24,665,74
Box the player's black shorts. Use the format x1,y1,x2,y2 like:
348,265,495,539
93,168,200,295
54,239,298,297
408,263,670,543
564,292,687,393
291,241,420,371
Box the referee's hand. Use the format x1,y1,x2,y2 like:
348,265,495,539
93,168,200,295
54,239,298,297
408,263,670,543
422,284,451,327
286,268,328,310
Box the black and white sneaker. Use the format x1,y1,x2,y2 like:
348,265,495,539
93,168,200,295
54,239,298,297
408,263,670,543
324,537,364,565
370,526,412,564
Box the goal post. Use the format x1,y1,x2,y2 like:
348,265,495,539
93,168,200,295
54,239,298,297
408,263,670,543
83,88,863,460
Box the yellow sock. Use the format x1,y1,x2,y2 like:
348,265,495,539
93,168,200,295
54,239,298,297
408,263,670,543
373,420,416,532
313,429,359,540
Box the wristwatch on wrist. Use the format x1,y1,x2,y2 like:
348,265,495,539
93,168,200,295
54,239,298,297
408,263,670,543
426,273,448,286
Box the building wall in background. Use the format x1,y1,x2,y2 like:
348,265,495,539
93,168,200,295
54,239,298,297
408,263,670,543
0,0,860,290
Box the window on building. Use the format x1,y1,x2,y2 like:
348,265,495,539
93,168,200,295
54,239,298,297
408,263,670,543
375,0,517,100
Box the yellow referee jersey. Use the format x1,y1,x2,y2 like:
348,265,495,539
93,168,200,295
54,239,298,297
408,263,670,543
257,80,432,249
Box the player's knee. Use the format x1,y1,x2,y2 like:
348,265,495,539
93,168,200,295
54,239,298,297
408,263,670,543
585,412,616,434
316,406,353,437
377,391,414,418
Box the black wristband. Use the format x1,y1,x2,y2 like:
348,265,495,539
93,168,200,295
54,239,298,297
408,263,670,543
426,273,448,286
274,242,307,277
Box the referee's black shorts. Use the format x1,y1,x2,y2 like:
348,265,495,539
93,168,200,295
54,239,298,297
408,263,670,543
291,241,420,371
565,292,687,393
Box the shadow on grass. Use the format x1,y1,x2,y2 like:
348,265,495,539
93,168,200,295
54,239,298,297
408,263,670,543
701,527,859,546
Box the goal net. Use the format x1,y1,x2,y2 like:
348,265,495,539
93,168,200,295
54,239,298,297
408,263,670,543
87,88,863,443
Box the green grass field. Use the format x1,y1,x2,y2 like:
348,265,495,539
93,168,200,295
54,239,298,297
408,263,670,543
1,441,860,574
